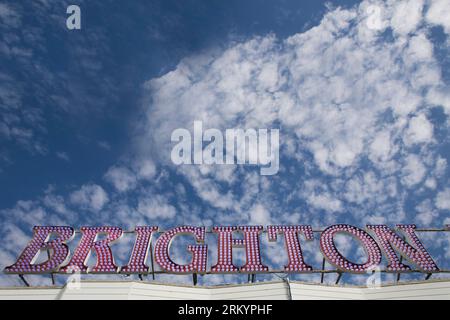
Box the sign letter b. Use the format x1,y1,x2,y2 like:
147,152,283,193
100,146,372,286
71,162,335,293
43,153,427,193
66,5,81,30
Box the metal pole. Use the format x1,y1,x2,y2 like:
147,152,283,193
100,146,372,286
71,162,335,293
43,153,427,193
19,275,30,287
45,268,450,276
396,236,406,283
284,276,292,300
396,255,403,283
149,242,155,280
193,273,198,286
47,250,56,285
320,258,326,284
335,272,342,285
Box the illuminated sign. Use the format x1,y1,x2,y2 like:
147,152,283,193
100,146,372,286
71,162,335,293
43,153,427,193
4,224,448,276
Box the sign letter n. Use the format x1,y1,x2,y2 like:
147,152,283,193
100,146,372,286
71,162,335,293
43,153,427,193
66,5,81,30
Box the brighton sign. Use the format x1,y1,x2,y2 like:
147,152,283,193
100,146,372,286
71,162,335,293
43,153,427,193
4,224,449,275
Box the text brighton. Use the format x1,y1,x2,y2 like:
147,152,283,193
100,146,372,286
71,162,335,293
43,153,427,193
4,224,449,275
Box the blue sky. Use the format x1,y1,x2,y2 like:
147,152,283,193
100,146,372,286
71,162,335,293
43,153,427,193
0,0,449,286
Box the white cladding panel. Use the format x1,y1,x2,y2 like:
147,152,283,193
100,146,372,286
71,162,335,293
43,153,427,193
0,280,449,300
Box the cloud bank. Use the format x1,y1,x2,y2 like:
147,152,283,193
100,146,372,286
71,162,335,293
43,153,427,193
1,0,450,285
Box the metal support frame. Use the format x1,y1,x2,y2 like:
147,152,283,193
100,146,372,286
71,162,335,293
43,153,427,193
18,274,30,287
396,256,403,282
284,276,292,300
396,236,406,283
247,274,256,283
335,272,343,285
193,273,198,286
149,243,156,280
274,273,292,300
47,250,56,285
320,258,326,284
33,269,450,276
8,228,449,287
10,269,450,288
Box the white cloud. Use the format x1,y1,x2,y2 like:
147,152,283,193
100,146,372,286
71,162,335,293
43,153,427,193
390,0,424,35
70,184,109,212
134,0,450,229
415,199,438,225
401,154,427,187
104,166,137,192
427,88,450,116
307,193,343,213
369,130,394,162
143,1,444,180
137,160,157,180
405,33,434,63
249,203,271,225
56,151,70,162
425,177,437,189
177,166,237,211
403,113,434,145
137,195,176,219
42,194,70,216
0,3,20,28
435,157,447,177
436,188,450,210
426,0,450,34
97,140,111,150
344,171,397,206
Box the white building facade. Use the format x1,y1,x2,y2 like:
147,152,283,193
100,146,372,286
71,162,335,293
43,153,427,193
0,279,449,300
